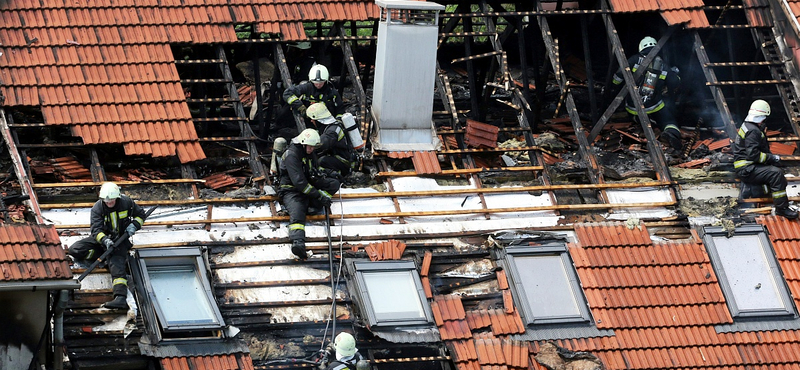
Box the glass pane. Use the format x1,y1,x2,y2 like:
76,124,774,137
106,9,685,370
362,270,425,321
712,235,786,312
148,264,219,326
516,255,582,320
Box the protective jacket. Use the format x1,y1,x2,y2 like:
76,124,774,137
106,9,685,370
279,143,322,195
91,195,145,245
326,353,365,370
318,121,355,175
612,47,680,114
278,143,340,253
733,121,772,172
70,195,146,297
283,81,344,118
732,120,789,205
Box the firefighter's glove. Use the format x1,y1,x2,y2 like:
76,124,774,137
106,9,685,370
102,237,114,249
126,223,137,236
296,105,307,117
316,189,333,208
770,154,782,166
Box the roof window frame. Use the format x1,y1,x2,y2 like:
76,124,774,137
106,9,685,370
132,247,226,337
347,259,434,328
701,225,797,319
498,243,593,326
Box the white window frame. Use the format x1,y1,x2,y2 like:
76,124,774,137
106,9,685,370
501,244,592,325
350,260,433,327
702,225,796,319
135,247,225,333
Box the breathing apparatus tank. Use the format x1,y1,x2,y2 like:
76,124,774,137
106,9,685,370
269,137,288,176
639,56,662,104
341,113,364,150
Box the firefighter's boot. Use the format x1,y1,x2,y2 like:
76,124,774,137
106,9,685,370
774,196,799,220
103,295,128,310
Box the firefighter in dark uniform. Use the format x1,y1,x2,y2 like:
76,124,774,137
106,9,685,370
306,102,356,177
611,36,683,153
733,99,798,219
68,182,145,309
278,129,341,260
283,64,345,120
323,332,368,370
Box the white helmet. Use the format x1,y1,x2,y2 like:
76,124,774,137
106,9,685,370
306,103,336,124
333,332,357,358
99,182,120,200
294,128,321,147
308,64,329,82
639,36,657,52
748,99,771,116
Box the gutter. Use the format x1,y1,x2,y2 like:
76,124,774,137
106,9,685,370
0,279,81,292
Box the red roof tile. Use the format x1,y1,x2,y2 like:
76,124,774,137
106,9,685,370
757,215,800,240
0,223,72,281
363,240,406,261
0,0,379,162
465,309,492,330
573,222,651,247
421,250,432,276
159,353,254,370
546,221,800,369
464,119,499,149
387,151,414,159
412,151,442,175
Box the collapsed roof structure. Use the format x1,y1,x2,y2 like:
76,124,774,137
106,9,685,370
3,0,800,369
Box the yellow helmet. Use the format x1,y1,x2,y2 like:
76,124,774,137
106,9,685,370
333,332,357,357
99,182,120,200
306,103,335,124
294,128,321,147
748,99,771,117
308,64,329,82
639,36,657,52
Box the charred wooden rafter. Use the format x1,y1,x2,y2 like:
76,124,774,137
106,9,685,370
600,5,671,182
693,31,738,139
588,28,675,142
535,3,605,189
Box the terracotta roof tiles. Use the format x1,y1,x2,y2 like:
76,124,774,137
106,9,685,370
412,151,442,175
0,0,378,163
363,239,407,261
548,221,800,369
0,223,72,282
160,354,254,370
573,222,651,247
608,0,709,28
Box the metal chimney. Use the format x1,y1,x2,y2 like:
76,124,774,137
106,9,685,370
371,0,445,151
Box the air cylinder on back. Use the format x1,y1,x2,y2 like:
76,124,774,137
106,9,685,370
341,113,364,150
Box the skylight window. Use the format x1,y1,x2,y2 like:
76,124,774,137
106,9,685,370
133,247,225,334
702,225,795,319
349,260,433,327
500,244,592,325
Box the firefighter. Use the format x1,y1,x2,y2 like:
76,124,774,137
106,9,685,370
733,99,798,219
323,332,367,370
306,102,356,177
68,182,146,309
278,129,341,260
611,36,683,154
283,64,345,120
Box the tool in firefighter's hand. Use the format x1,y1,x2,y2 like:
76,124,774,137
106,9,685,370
77,206,158,282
